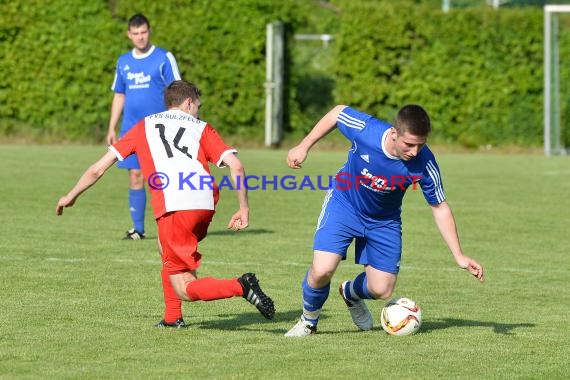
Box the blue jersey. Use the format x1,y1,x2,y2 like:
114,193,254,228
331,106,445,220
111,45,181,136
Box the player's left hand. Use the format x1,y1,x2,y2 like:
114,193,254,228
56,195,75,216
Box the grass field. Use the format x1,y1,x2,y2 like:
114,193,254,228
0,144,569,379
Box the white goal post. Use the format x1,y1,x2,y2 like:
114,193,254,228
544,5,570,156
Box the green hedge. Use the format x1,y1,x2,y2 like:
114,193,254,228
0,0,555,147
0,0,324,142
0,1,124,141
333,1,544,147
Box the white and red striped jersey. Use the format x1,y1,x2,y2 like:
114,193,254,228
109,109,236,218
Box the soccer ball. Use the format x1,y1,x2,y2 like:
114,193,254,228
380,297,422,336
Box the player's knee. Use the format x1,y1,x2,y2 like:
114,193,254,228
170,274,193,301
129,170,144,188
368,284,393,300
171,282,189,301
308,267,335,287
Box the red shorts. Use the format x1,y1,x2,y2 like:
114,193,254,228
157,209,215,274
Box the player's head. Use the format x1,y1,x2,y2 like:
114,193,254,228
127,14,151,53
390,105,431,161
394,104,431,137
128,14,150,30
165,80,202,118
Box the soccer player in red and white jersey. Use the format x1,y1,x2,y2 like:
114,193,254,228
57,80,275,327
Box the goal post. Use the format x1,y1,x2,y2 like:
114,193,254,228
265,22,284,147
544,5,570,156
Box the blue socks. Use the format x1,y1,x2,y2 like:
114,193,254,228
343,272,374,301
301,272,330,326
129,188,146,233
299,271,375,326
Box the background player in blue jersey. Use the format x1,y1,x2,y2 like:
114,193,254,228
284,104,484,337
106,13,181,241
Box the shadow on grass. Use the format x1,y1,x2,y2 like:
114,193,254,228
207,228,275,236
192,309,324,334
154,310,534,336
420,318,535,335
136,228,274,240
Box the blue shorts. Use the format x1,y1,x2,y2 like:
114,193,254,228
117,153,141,170
313,192,402,274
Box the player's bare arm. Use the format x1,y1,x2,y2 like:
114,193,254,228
430,201,484,282
56,151,118,216
222,153,249,231
286,105,347,169
106,93,126,145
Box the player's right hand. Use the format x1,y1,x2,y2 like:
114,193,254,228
106,131,117,146
56,195,75,216
457,255,484,282
227,209,249,231
286,145,308,169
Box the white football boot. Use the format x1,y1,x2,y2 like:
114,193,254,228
284,317,317,337
339,281,373,331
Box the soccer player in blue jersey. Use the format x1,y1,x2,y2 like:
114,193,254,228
284,104,484,337
106,13,181,241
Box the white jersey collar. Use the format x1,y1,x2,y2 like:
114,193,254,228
131,45,155,59
381,128,400,160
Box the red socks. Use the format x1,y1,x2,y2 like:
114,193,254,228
161,267,182,323
186,277,243,301
161,273,244,323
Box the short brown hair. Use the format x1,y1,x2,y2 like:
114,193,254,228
164,80,202,108
394,104,431,137
128,14,150,30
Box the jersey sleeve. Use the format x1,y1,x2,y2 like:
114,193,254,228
200,124,237,167
162,52,182,83
419,152,446,205
111,60,125,93
336,106,373,142
109,120,143,160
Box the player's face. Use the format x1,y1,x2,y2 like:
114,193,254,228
128,24,151,53
393,130,427,161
